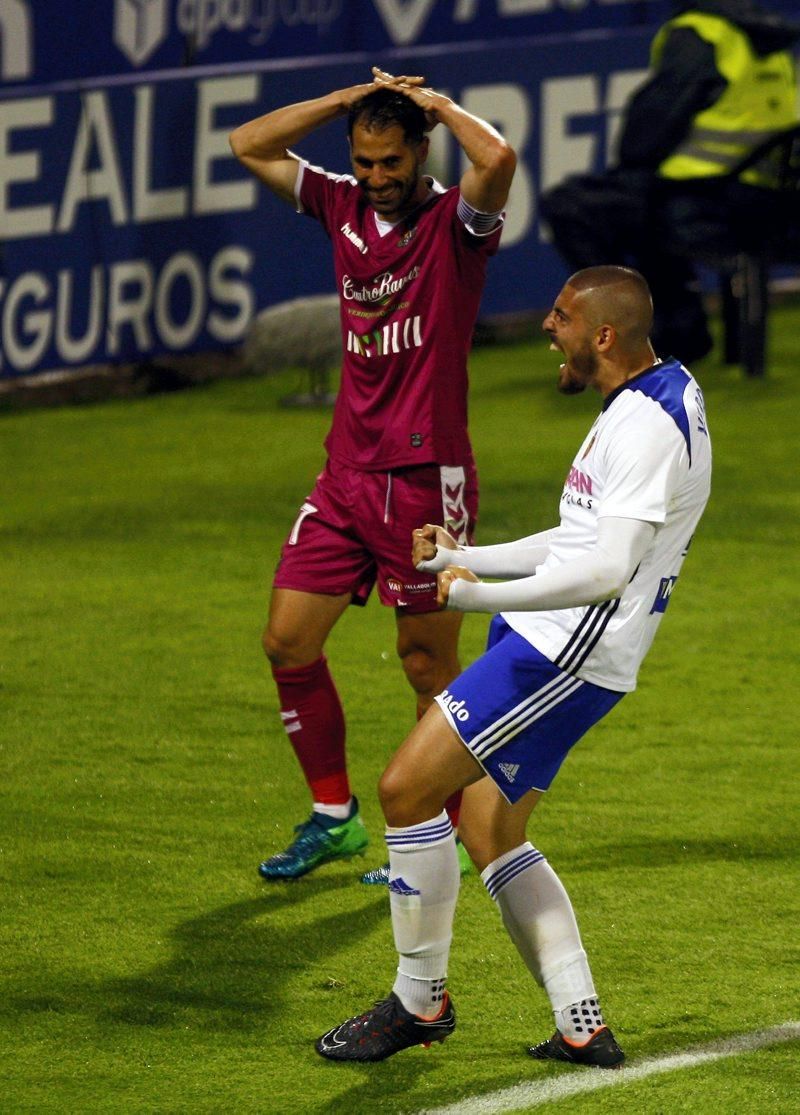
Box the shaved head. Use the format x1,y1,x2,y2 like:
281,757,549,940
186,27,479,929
566,266,653,351
542,265,657,397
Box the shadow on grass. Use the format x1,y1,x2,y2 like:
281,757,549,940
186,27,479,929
94,874,388,1031
305,1055,469,1115
304,1041,570,1115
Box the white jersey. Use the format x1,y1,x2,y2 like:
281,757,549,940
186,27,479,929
504,359,711,692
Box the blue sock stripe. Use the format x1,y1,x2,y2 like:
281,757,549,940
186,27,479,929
383,825,452,838
484,847,545,900
385,816,453,850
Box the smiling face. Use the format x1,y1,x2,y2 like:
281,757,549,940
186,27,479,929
349,122,429,221
542,283,600,395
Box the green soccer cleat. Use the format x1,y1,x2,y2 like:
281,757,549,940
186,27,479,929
360,836,473,885
258,800,369,880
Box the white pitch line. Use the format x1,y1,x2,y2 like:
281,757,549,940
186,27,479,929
417,1021,800,1115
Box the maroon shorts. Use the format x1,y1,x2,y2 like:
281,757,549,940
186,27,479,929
273,457,478,614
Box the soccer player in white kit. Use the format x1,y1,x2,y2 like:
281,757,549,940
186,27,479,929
315,265,712,1066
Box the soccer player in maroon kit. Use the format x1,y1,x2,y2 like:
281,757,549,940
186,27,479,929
230,67,516,880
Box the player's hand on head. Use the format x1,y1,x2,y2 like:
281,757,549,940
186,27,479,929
371,66,426,88
398,85,449,129
340,79,388,108
370,67,442,128
338,66,421,109
436,566,479,609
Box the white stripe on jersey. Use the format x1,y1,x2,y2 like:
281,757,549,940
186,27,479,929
293,156,356,212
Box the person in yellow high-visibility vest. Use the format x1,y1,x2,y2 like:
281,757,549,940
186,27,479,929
542,0,799,366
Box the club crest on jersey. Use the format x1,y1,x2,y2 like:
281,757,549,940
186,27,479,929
397,227,417,247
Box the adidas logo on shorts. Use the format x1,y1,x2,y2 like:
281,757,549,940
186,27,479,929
498,762,520,783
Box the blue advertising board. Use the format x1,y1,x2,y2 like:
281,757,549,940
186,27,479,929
0,29,658,378
4,1,798,87
1,0,683,87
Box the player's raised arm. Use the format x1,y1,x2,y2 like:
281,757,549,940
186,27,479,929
378,69,516,214
229,70,423,204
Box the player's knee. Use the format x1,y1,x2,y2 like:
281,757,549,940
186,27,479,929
399,646,453,701
261,624,311,669
399,647,431,692
378,763,429,825
261,624,281,664
378,764,408,818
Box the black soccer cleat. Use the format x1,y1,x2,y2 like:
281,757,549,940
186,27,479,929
315,991,456,1062
527,1025,625,1069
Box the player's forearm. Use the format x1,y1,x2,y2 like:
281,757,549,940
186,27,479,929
438,101,516,211
447,552,627,613
229,93,348,162
419,529,557,577
446,519,656,613
437,100,509,170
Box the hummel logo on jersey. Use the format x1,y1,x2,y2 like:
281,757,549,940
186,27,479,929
340,221,368,254
388,877,421,896
498,762,520,783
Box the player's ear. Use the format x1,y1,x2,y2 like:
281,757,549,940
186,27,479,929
595,324,615,351
417,135,430,164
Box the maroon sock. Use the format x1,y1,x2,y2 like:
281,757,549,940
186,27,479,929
271,656,350,805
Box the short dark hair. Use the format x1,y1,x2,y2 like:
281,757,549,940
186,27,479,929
347,88,427,145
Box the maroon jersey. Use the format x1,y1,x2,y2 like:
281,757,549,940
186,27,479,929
296,160,503,470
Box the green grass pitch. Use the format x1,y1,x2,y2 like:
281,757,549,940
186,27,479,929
2,306,799,1113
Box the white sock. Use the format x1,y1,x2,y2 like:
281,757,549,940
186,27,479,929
312,798,353,821
481,842,601,1039
386,811,459,1019
553,996,605,1043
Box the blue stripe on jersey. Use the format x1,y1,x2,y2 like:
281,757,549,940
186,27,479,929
484,846,545,901
604,358,692,461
